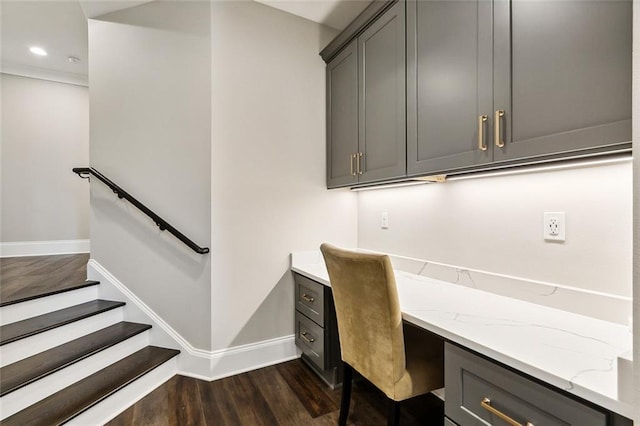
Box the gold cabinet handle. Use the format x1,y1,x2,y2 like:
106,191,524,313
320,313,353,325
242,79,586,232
480,398,534,426
478,115,488,151
300,331,315,343
495,110,505,147
357,152,363,175
350,154,357,176
301,293,315,303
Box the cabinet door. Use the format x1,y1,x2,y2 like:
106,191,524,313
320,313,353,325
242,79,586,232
327,41,359,188
493,0,632,163
358,1,406,184
407,0,493,176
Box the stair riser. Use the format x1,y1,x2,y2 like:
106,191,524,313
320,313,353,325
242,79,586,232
0,286,99,326
67,357,177,426
0,308,123,367
0,331,150,420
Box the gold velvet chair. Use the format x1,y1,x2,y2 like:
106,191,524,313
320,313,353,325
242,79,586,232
320,244,444,426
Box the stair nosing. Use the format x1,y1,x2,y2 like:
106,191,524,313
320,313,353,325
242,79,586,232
0,321,152,397
0,280,101,308
1,346,180,426
0,300,126,346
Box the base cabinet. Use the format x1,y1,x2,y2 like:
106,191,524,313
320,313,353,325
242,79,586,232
445,343,622,426
293,273,342,388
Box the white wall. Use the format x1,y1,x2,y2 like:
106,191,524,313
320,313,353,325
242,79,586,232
210,1,357,351
358,161,633,301
88,1,212,350
0,74,89,244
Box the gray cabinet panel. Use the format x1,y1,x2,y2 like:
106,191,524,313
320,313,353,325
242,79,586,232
327,41,359,188
493,0,632,162
445,343,607,426
407,0,493,176
295,273,325,326
293,273,343,388
295,311,326,370
358,1,406,183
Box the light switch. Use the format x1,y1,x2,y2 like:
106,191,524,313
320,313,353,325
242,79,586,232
381,212,389,229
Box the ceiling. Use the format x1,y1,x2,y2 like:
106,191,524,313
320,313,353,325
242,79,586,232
0,0,370,87
1,1,89,85
255,0,371,31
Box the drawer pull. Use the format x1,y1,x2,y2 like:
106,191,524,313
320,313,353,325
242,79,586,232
480,397,534,426
300,331,315,343
301,293,315,303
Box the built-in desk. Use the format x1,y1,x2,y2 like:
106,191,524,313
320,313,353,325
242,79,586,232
291,251,633,424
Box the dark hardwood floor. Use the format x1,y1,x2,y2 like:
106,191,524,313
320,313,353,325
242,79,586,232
108,359,444,426
0,254,91,306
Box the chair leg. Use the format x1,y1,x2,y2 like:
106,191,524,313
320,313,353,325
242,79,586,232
387,398,400,426
338,362,353,426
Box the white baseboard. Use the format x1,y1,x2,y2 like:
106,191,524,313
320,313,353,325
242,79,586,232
88,260,300,381
0,240,90,258
206,334,299,381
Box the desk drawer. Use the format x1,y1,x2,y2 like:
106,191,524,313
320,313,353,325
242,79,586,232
295,273,325,326
445,343,606,426
295,311,326,370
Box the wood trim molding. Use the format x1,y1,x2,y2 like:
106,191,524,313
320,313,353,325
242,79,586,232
320,0,397,63
88,260,300,380
0,240,90,258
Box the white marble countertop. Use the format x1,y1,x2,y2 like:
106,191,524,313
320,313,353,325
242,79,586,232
291,251,634,419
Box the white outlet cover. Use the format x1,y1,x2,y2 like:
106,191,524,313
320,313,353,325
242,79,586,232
543,212,566,242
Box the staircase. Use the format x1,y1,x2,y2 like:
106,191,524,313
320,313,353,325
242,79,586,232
0,279,180,425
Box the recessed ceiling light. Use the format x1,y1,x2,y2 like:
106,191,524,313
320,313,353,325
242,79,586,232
29,46,47,56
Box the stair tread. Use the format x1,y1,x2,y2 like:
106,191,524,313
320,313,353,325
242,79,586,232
0,280,100,308
0,300,125,346
1,346,180,426
0,321,152,396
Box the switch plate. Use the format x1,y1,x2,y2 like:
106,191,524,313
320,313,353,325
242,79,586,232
381,212,389,229
543,212,565,242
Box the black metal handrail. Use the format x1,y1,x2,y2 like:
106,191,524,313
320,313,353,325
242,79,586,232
73,167,209,254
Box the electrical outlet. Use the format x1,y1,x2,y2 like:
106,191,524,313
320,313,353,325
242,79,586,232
381,212,389,229
543,212,565,242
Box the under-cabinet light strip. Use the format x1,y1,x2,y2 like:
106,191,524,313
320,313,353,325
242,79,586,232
350,180,431,192
350,154,632,192
447,155,632,182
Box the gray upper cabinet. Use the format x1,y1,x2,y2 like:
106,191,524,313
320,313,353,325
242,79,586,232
327,41,359,188
493,0,632,163
407,0,493,176
407,0,631,177
358,1,406,184
326,1,405,188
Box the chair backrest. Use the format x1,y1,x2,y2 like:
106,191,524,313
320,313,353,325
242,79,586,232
320,243,406,392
